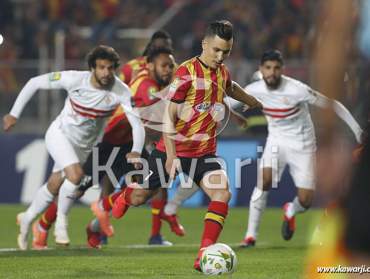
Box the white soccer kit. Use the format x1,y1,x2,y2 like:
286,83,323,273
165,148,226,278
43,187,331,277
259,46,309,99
10,71,145,172
245,75,362,189
245,76,324,189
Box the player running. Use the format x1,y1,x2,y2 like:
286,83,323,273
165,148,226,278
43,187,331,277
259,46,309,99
3,45,145,250
86,47,185,248
110,20,262,271
240,50,364,247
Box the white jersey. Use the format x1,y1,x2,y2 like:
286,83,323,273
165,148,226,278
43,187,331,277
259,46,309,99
10,71,145,152
245,75,318,152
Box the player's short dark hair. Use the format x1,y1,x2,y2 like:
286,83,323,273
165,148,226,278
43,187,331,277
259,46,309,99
204,20,233,41
86,45,120,69
142,30,173,56
150,30,171,41
260,49,284,65
147,47,173,63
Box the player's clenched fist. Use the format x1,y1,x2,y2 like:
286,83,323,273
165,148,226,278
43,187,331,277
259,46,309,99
3,114,17,132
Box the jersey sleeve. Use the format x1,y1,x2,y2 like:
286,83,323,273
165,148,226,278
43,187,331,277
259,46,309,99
9,71,76,118
300,85,318,105
120,63,132,84
133,79,160,107
244,82,260,98
115,80,145,153
167,65,192,103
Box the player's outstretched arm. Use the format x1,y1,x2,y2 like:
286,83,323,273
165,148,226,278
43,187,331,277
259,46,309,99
121,98,146,169
226,81,262,110
8,73,66,121
223,100,248,129
312,91,364,143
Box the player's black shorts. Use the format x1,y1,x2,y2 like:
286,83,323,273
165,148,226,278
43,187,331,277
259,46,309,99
83,141,149,183
145,149,223,190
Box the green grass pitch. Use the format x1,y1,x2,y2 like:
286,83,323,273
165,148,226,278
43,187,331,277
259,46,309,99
0,205,320,278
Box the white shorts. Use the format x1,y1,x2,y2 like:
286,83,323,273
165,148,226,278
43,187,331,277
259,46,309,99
260,138,316,190
45,119,91,173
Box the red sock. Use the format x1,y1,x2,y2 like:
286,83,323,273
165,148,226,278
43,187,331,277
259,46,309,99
151,200,166,237
112,187,134,218
39,201,57,231
200,201,228,248
102,191,122,212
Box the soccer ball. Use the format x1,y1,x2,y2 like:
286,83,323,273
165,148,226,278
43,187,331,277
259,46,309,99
200,243,237,275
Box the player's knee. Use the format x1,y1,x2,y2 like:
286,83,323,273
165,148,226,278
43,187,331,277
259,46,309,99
66,168,84,185
209,189,231,203
298,195,313,209
130,191,148,206
261,180,272,191
47,173,63,195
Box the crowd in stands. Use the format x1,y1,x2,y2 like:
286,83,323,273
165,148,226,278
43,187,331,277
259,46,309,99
0,0,367,127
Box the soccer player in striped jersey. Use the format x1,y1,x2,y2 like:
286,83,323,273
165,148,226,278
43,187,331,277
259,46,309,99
87,47,185,247
240,50,364,247
3,45,145,250
120,30,173,85
110,20,262,271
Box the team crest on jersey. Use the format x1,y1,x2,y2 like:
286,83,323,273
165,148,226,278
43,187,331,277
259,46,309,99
49,72,61,81
282,97,290,105
105,95,112,104
169,77,180,91
148,86,157,100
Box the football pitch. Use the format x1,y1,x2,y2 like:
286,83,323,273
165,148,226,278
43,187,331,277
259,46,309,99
0,205,320,278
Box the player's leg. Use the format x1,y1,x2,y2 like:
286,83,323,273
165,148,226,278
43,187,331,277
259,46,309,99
241,140,285,247
111,149,168,219
282,151,315,240
45,122,91,245
32,200,57,249
87,175,116,248
54,162,86,245
148,188,173,245
241,167,272,247
163,177,199,216
17,171,63,250
90,141,137,237
188,156,230,271
282,188,313,240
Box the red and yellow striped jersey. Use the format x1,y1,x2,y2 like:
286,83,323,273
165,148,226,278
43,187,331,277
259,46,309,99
103,70,160,145
156,57,231,157
119,56,148,85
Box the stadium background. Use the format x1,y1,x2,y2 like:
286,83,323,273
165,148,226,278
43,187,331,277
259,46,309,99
0,0,367,206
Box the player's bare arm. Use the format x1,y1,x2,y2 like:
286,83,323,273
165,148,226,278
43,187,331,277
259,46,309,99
226,81,262,109
3,114,17,132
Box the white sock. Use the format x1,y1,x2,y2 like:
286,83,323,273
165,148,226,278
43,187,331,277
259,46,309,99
22,184,54,230
285,197,307,219
245,187,269,240
56,179,77,223
164,185,198,215
90,218,100,233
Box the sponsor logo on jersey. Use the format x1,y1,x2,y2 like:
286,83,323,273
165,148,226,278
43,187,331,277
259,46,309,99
49,72,61,81
195,102,211,112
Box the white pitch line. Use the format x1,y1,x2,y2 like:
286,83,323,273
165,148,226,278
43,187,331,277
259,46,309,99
0,242,268,253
